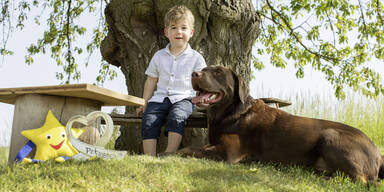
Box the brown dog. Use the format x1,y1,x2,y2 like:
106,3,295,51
178,66,384,184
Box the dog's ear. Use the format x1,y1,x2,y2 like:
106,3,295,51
232,70,249,104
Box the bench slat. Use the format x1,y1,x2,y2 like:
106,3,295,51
110,112,207,128
108,98,290,129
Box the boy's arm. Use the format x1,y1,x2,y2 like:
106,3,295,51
136,76,158,116
142,76,158,103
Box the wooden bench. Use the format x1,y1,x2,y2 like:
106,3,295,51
110,98,291,128
0,84,144,165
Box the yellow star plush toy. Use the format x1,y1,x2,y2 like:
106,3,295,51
17,110,84,163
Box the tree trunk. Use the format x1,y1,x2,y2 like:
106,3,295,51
101,0,260,153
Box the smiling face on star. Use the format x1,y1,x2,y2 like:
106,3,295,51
39,127,67,150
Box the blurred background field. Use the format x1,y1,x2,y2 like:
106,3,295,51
253,87,384,146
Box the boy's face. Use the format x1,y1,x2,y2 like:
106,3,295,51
164,19,194,49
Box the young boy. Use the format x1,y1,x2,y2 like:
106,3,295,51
136,5,207,156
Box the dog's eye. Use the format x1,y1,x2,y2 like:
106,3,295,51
61,131,66,138
214,71,222,75
46,134,51,140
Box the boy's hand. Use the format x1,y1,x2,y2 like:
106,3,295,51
136,105,146,117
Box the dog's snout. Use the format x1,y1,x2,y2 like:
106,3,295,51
192,71,202,78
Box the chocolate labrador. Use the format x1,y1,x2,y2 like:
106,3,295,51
178,66,384,184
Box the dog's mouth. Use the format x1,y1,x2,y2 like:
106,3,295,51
192,91,223,108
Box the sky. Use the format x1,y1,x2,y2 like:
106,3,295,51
1,3,384,146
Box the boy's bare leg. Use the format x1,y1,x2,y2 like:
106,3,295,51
164,132,182,153
143,139,157,156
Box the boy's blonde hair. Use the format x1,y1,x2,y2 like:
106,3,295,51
164,5,194,28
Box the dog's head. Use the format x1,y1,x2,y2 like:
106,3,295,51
191,66,249,109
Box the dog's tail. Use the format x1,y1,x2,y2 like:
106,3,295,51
379,155,384,179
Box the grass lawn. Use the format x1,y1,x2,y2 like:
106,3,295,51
0,147,8,165
0,147,383,192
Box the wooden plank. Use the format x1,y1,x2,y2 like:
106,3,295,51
111,119,207,128
108,112,208,128
0,84,144,106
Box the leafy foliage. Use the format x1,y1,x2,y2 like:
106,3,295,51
0,0,383,97
0,0,115,84
254,0,384,98
0,0,14,57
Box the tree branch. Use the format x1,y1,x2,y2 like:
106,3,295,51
376,0,384,31
264,0,339,63
358,0,369,43
292,14,313,31
66,0,72,83
325,11,337,47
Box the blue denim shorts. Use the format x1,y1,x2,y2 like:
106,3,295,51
141,97,194,140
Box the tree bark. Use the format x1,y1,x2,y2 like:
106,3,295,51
101,0,260,153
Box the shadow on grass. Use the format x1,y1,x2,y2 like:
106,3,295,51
187,166,313,191
185,161,378,192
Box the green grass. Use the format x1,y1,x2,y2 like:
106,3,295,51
1,90,384,191
0,147,8,165
0,154,382,192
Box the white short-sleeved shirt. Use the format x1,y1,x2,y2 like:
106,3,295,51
145,43,207,104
